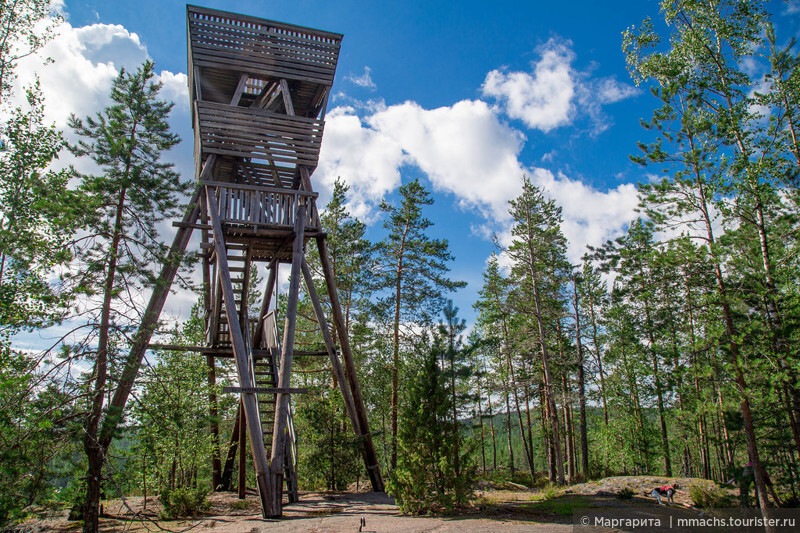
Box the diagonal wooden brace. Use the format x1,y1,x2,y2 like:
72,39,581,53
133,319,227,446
206,185,276,517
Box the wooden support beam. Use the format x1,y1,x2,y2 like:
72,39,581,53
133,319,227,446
300,256,365,456
223,386,308,394
208,354,222,491
207,185,275,517
238,400,246,499
316,236,385,492
97,155,216,451
269,203,306,515
220,400,242,491
279,79,295,116
147,344,273,358
232,73,250,107
253,260,278,349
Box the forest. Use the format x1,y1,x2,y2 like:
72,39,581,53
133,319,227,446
1,0,799,531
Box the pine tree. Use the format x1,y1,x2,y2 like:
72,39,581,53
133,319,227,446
505,175,570,484
68,61,187,533
376,178,465,470
388,304,475,514
624,0,797,513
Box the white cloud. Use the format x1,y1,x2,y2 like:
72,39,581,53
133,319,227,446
316,97,638,262
482,38,575,132
11,20,150,128
366,99,526,218
593,77,639,104
9,17,193,180
534,169,638,261
316,106,407,220
346,66,377,90
481,38,638,134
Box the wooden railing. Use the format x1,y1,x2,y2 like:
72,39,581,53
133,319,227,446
187,5,342,86
205,181,320,230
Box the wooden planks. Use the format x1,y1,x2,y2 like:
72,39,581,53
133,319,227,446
187,5,341,87
195,101,324,167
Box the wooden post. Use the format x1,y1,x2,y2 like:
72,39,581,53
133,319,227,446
269,204,306,514
253,260,279,348
207,355,222,490
238,399,247,499
220,402,241,491
316,237,385,492
206,185,275,517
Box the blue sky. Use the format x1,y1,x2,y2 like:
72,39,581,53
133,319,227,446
11,0,800,331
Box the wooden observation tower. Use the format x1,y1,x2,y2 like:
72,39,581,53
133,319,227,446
115,5,383,518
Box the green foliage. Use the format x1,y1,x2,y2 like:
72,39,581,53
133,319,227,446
0,84,79,336
616,488,634,500
388,320,475,515
296,392,361,491
688,483,735,508
132,302,215,496
159,486,210,518
541,483,561,500
0,0,61,101
0,347,80,527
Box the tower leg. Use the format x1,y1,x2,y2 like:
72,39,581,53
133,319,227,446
220,402,241,491
300,257,365,452
238,400,247,499
269,204,307,515
207,185,275,517
316,237,385,492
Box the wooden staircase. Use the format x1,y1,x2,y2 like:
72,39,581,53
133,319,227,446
257,310,299,502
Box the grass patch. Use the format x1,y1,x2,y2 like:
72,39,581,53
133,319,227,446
523,498,589,516
689,483,735,508
529,483,562,502
230,500,249,510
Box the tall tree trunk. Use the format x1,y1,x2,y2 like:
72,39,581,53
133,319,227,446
83,186,127,533
521,376,536,474
484,358,498,471
477,386,486,473
642,293,672,477
529,271,564,484
588,299,608,426
390,241,405,471
561,372,575,483
504,392,515,473
573,278,589,478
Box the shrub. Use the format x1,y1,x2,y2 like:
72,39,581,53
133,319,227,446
616,488,634,500
543,483,561,500
159,487,210,518
688,483,734,508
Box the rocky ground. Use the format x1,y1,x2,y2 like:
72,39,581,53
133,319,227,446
12,476,748,532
